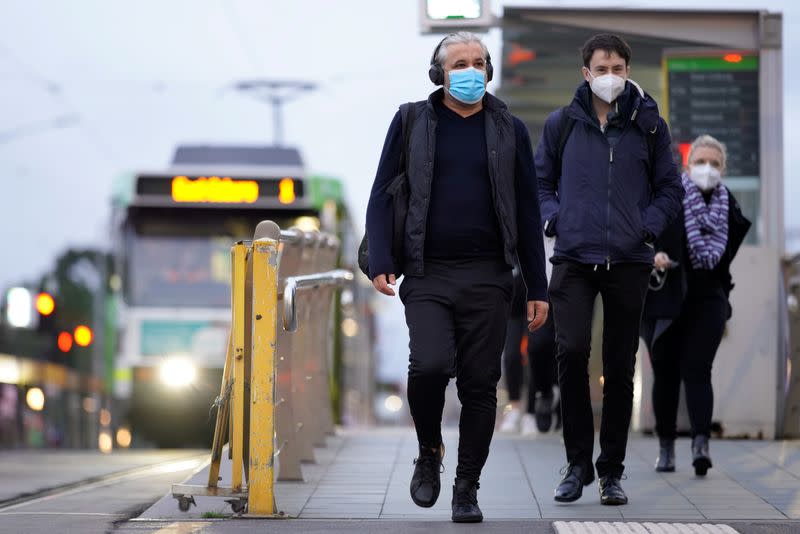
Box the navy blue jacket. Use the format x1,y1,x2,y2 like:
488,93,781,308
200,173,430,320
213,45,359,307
536,81,683,266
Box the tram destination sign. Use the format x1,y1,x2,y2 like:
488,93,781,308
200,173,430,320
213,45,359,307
666,54,759,177
134,174,304,208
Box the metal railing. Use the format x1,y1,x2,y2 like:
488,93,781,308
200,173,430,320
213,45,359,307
171,220,351,516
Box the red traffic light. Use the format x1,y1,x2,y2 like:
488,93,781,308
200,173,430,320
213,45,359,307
57,331,73,353
36,293,55,316
74,325,93,347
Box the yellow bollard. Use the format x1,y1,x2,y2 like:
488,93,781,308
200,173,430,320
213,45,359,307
230,242,248,492
248,222,280,515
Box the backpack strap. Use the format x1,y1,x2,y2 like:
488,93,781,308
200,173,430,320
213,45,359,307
644,123,658,196
554,106,575,189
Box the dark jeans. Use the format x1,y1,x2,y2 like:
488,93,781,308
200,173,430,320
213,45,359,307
549,261,650,478
503,312,557,411
650,285,727,440
401,258,512,482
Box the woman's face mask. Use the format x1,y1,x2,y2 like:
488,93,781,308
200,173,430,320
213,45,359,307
585,69,626,104
689,163,722,191
446,67,486,105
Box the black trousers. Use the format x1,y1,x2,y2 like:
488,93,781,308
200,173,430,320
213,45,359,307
650,285,727,440
549,261,650,478
503,312,556,410
401,258,512,482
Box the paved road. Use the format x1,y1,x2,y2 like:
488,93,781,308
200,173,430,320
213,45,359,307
0,449,206,534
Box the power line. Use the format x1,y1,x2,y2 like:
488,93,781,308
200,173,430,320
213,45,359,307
0,40,118,163
219,0,263,72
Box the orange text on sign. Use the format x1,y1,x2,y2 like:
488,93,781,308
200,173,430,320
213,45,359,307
278,178,296,205
171,176,259,204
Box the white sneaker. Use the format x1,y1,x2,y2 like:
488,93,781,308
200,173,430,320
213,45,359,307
499,407,521,432
520,413,539,437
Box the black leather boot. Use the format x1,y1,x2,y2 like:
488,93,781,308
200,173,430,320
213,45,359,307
410,443,444,507
451,478,482,523
655,438,675,472
692,435,712,476
554,463,595,502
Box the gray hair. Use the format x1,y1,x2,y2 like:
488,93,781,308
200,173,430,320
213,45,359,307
434,31,489,66
688,134,728,170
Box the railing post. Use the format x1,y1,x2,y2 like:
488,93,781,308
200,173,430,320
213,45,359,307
274,228,307,479
248,222,280,515
230,242,247,492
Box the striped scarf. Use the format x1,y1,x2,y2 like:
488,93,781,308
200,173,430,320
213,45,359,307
682,173,729,270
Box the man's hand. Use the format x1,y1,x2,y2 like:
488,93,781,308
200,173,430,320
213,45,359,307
372,274,397,296
654,252,672,271
527,300,549,332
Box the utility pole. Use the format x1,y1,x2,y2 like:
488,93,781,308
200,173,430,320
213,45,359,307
234,80,316,146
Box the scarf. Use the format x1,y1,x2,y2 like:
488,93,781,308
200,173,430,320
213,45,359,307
682,173,729,270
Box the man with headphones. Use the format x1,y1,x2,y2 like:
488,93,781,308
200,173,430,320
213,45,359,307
365,31,549,523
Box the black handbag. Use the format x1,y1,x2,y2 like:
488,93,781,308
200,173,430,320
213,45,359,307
358,102,416,278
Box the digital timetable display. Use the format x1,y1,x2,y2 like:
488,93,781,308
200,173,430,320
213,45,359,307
665,53,759,177
134,175,304,207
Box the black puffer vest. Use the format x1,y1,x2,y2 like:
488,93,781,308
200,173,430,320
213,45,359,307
403,89,518,276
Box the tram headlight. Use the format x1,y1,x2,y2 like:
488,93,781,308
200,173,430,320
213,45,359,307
159,356,197,388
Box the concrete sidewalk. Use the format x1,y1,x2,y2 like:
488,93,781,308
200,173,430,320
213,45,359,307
139,428,800,522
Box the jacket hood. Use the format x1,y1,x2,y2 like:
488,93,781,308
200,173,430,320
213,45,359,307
568,80,661,135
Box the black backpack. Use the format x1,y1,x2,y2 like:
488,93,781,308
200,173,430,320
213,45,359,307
357,102,417,278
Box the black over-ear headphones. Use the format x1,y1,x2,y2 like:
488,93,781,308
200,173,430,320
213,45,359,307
428,34,493,86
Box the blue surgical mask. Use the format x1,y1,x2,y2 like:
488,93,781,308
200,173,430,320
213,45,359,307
446,67,486,105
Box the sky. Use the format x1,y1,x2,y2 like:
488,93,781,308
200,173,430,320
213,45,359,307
1,0,796,379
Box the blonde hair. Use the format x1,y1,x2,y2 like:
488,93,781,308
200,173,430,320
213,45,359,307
688,134,727,171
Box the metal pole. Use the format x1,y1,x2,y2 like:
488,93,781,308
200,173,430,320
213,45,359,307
271,97,282,146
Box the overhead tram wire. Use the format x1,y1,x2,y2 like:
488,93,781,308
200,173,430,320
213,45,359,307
0,39,119,164
219,0,264,73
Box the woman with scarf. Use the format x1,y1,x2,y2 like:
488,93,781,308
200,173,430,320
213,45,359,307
641,134,751,476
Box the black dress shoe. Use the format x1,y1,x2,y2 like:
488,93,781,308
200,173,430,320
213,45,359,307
655,438,675,472
554,463,595,502
598,475,628,505
410,443,444,507
692,435,712,476
451,478,482,523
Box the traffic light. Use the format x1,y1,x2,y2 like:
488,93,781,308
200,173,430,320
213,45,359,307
74,325,93,347
57,331,73,353
35,293,55,317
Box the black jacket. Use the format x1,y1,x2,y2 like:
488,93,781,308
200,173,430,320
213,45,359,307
366,88,548,301
643,186,751,322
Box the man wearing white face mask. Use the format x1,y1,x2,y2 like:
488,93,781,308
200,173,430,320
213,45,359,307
535,34,683,506
365,31,549,523
642,134,750,477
